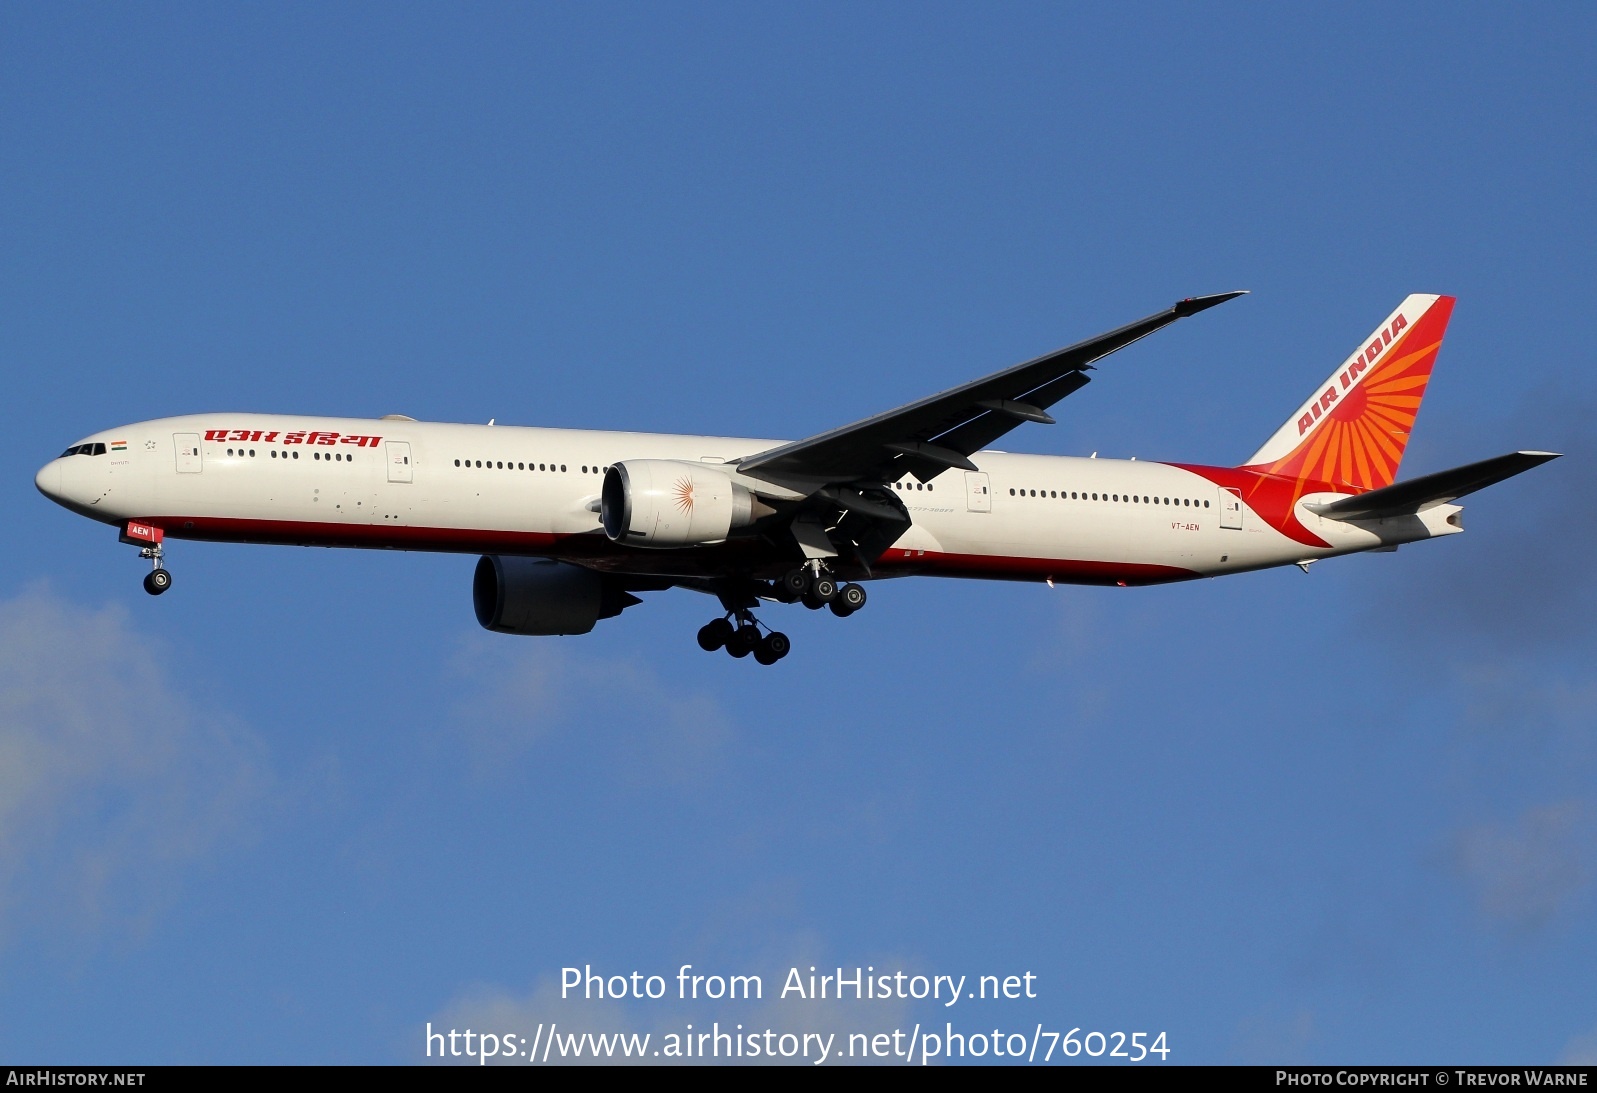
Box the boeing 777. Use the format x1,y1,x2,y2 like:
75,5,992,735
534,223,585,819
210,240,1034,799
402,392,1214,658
35,292,1557,664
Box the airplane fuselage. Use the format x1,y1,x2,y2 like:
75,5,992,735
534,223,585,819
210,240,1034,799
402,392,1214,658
35,412,1460,586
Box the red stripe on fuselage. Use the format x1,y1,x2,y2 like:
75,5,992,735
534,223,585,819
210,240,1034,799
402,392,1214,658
138,515,1200,587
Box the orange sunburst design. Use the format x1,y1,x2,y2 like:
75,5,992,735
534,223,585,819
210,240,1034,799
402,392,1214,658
1247,297,1455,500
672,476,695,514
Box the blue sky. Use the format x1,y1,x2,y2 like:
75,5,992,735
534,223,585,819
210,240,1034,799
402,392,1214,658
2,2,1594,1065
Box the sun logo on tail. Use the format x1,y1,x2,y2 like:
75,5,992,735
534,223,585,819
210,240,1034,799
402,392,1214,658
1245,295,1455,495
672,476,695,514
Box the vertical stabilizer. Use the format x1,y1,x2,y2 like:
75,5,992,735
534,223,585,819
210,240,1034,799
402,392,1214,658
1243,294,1455,491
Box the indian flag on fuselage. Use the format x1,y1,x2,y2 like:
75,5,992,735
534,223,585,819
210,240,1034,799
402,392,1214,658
110,440,127,451
1242,294,1455,493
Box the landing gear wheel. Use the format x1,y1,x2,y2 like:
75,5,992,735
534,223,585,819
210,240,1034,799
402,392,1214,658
780,570,810,599
802,573,838,610
727,623,759,658
697,618,734,651
143,569,172,596
839,583,866,611
829,598,853,618
753,631,791,665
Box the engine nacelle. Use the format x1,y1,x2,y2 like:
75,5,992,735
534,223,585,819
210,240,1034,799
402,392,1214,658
601,460,762,547
472,556,637,636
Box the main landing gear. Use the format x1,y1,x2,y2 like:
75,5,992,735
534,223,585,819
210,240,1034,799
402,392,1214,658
696,566,868,665
697,614,791,665
780,564,867,617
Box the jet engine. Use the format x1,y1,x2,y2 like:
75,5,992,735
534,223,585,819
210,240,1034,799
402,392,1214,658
601,460,768,547
472,556,639,636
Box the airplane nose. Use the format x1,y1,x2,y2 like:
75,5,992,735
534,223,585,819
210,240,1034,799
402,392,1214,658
35,460,62,501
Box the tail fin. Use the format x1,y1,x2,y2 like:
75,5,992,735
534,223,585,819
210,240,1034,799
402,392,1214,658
1243,294,1455,491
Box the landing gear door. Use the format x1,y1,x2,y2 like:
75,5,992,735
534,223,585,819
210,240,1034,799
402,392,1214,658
386,441,413,484
174,433,202,473
1219,487,1244,529
965,471,992,513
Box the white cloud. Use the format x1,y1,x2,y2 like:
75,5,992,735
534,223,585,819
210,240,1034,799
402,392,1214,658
423,936,922,1066
1233,1006,1317,1065
445,637,735,785
1559,1023,1597,1065
1453,802,1593,929
0,586,266,944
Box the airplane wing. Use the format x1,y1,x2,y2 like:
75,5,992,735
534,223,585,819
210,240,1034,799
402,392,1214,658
1304,450,1561,521
737,291,1247,485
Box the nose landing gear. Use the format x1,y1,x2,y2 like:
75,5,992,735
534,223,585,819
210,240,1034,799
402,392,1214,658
142,565,172,596
121,522,172,596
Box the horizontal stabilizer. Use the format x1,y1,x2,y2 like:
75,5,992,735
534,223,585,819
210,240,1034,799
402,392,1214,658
1304,451,1560,521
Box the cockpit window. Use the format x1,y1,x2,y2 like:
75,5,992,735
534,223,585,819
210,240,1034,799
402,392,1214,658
59,443,108,457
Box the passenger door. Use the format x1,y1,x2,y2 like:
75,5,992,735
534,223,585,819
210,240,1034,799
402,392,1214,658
965,471,992,513
386,441,413,484
1219,487,1244,529
174,433,202,473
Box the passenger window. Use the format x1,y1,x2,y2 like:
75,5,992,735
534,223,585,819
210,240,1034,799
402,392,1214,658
292,451,299,459
560,465,567,472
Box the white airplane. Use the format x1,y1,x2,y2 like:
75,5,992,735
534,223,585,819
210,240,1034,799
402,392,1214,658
36,292,1557,664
